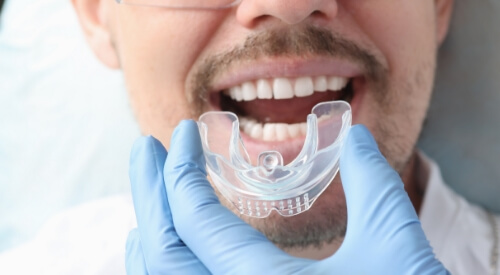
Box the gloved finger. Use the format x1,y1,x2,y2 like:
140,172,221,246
338,125,418,227
164,120,312,274
130,136,209,274
125,228,148,275
314,125,447,275
326,126,447,274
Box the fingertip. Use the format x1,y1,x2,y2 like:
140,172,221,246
130,136,149,163
171,120,201,146
345,124,377,149
130,135,168,183
165,120,205,173
339,124,389,204
178,119,198,128
131,136,167,163
340,125,383,168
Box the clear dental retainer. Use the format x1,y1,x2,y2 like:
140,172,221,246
198,100,352,218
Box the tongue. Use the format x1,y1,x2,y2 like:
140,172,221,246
221,91,345,124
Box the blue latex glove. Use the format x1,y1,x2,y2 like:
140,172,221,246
126,121,449,274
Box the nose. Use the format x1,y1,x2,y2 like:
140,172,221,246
236,0,338,28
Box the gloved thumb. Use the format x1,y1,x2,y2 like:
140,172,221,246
327,124,447,274
339,125,418,231
330,125,420,269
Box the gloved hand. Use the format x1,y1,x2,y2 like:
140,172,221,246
126,120,449,274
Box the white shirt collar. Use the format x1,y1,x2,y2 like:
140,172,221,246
419,151,498,275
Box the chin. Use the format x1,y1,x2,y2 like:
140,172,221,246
213,173,348,249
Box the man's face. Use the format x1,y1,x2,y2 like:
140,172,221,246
88,0,452,253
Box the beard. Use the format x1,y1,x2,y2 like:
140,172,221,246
214,175,349,249
187,25,433,250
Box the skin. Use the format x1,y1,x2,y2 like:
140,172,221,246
72,0,453,260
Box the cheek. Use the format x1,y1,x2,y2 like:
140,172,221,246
342,2,439,167
343,1,438,78
113,8,226,146
346,1,439,118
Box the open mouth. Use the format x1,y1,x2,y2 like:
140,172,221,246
210,75,353,143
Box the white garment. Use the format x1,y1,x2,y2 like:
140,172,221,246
0,196,136,275
420,154,500,275
0,156,498,274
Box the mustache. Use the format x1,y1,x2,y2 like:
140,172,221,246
189,25,386,114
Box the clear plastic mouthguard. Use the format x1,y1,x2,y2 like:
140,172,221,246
198,100,351,218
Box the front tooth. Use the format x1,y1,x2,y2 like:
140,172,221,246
256,79,273,99
314,76,328,92
263,124,277,141
241,82,257,101
327,77,348,91
230,86,244,101
245,121,311,141
229,87,236,100
299,122,308,136
239,117,248,126
250,123,263,139
273,78,294,99
245,122,255,135
294,77,314,97
275,123,289,141
287,123,301,138
240,117,255,135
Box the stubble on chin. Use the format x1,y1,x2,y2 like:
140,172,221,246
211,174,348,250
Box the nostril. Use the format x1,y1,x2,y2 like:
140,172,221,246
309,9,333,22
251,14,273,28
312,10,322,16
236,0,338,29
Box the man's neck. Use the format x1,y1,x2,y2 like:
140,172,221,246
401,150,430,215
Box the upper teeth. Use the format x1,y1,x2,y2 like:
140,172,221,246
225,76,349,101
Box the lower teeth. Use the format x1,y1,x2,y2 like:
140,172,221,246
239,117,307,141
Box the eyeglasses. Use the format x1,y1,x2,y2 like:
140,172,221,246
115,0,242,10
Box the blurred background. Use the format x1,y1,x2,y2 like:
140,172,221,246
418,0,500,215
0,0,499,253
0,0,140,251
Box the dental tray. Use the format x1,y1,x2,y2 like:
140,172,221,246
198,100,351,218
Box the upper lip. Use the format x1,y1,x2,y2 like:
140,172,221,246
208,56,364,93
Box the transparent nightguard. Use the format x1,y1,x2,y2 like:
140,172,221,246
198,100,351,218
